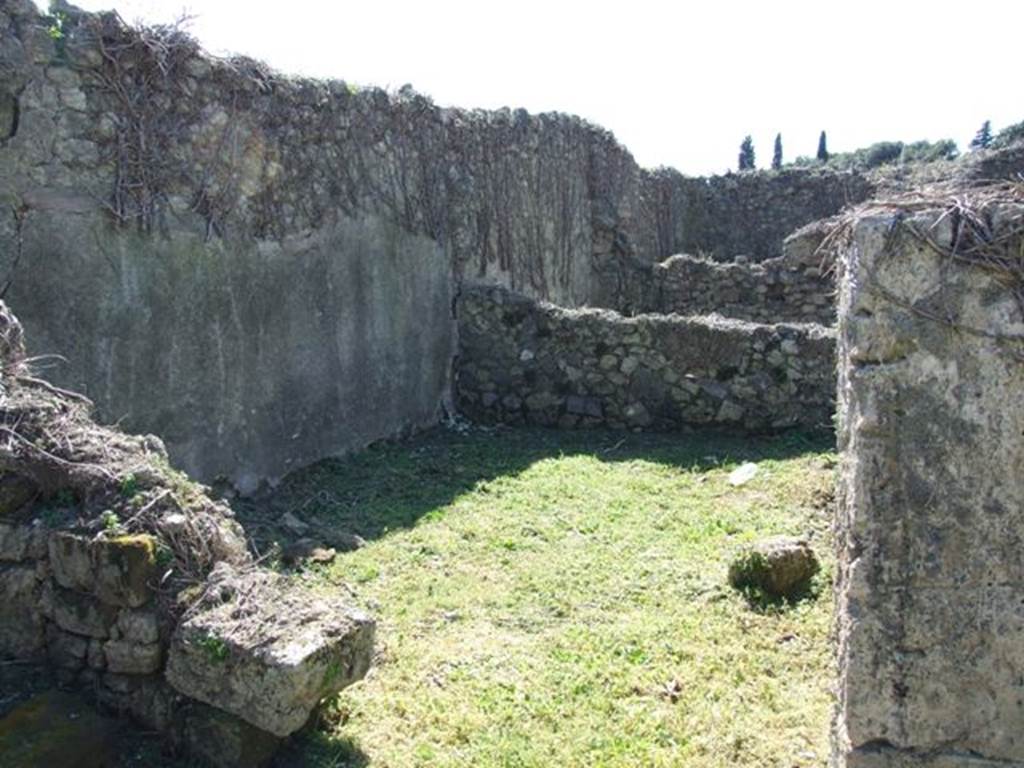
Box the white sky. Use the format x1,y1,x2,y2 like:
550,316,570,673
41,0,1023,175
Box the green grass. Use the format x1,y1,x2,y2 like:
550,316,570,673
255,428,837,768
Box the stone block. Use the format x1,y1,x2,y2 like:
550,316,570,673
0,522,46,562
728,537,819,598
103,639,162,675
93,535,157,608
45,625,89,670
87,638,106,671
501,394,522,410
623,402,651,427
0,565,44,658
166,565,374,737
52,587,117,639
116,609,160,645
565,395,602,418
48,532,93,592
524,392,561,411
110,675,177,735
716,400,745,422
0,474,38,522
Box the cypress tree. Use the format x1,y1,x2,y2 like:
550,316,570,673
738,136,755,171
771,133,783,170
970,120,993,150
816,130,829,162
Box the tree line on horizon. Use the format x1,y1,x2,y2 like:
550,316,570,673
738,130,834,171
736,119,1023,173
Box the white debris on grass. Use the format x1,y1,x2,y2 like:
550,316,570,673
728,462,759,486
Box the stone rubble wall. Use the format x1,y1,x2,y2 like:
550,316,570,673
631,166,874,264
457,285,836,432
833,198,1024,766
0,3,459,489
654,250,834,324
0,444,280,766
0,0,871,304
0,0,637,309
606,219,837,324
0,300,374,767
0,2,870,486
2,517,199,728
3,505,371,768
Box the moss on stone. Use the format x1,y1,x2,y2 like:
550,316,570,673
106,534,157,560
94,534,157,608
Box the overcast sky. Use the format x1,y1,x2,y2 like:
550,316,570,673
40,0,1023,175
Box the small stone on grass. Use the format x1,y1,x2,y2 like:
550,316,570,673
728,536,819,599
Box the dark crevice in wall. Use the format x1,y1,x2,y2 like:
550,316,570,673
0,87,20,142
853,741,1014,765
853,739,898,753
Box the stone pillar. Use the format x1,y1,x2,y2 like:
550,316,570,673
833,199,1024,766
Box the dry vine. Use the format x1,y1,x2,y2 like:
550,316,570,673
818,180,1024,359
72,12,198,233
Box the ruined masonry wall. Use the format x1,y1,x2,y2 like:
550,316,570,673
1,476,370,768
0,300,374,767
656,251,832,324
608,220,837,323
0,477,286,766
0,4,458,489
457,285,836,432
833,202,1024,766
631,166,873,264
0,1,865,486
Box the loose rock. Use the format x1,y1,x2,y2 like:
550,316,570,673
280,538,336,566
728,537,819,599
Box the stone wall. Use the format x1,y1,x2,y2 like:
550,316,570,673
0,2,866,486
833,193,1024,766
607,220,836,324
631,166,874,264
959,140,1024,185
7,213,456,492
457,285,836,432
0,2,868,303
656,251,833,324
0,0,638,307
0,3,459,488
0,302,374,767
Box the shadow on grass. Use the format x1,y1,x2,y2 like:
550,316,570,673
238,426,834,547
734,577,828,614
273,731,368,768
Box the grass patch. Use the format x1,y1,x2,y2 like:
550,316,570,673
250,427,836,767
